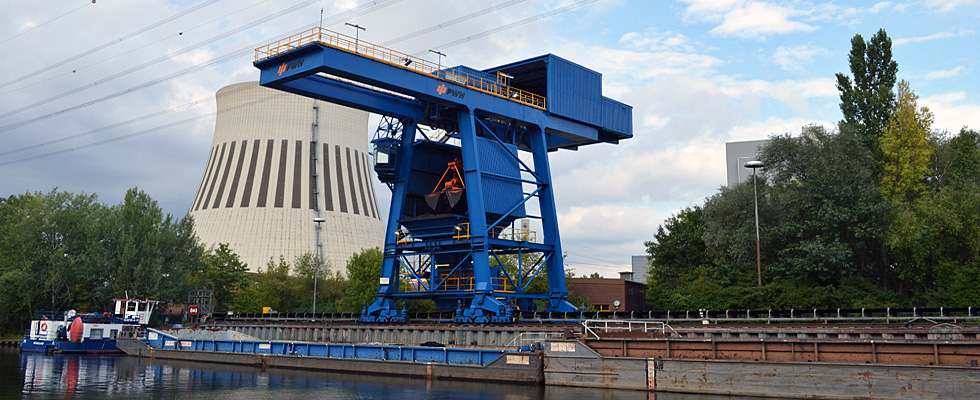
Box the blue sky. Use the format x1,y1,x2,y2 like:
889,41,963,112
0,0,977,276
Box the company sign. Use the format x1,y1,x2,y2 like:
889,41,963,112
436,84,465,100
277,58,305,76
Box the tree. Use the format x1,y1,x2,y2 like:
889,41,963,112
0,190,105,332
879,80,935,202
644,206,710,309
95,188,202,308
293,251,347,313
836,29,898,165
760,126,888,286
245,256,303,312
337,248,383,312
193,244,249,312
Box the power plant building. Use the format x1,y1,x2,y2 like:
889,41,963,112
189,82,384,274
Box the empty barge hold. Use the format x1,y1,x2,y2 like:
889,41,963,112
117,328,543,385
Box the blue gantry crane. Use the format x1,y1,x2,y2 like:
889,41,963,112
254,28,632,323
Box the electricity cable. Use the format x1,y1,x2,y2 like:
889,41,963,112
0,0,319,120
411,0,596,57
0,0,222,91
380,0,527,46
0,91,290,167
0,0,276,97
0,0,404,134
0,2,90,47
2,0,580,163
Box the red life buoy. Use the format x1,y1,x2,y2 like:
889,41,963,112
40,322,48,331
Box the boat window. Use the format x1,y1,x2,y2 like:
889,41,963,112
110,329,118,339
90,328,103,340
127,302,137,312
138,302,147,312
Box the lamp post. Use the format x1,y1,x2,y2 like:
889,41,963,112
313,217,326,314
429,49,446,76
744,160,764,286
345,22,365,53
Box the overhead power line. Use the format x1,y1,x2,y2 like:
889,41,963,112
0,0,405,135
0,2,90,47
0,0,222,91
0,0,276,97
0,91,290,168
411,0,596,57
380,0,527,46
0,0,318,120
2,0,585,164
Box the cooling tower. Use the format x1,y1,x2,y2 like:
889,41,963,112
189,81,384,274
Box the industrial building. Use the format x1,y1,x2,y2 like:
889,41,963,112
189,82,384,274
568,276,647,313
725,139,768,186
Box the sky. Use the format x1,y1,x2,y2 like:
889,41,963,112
1,0,978,277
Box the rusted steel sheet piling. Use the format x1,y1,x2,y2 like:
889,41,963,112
546,339,980,399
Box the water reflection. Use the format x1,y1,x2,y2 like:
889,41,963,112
3,348,775,400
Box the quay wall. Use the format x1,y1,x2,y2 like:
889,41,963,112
545,339,980,399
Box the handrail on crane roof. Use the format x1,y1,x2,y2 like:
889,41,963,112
255,27,546,110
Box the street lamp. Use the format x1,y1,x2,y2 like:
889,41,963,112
313,217,326,314
345,22,365,53
429,49,446,76
744,160,764,286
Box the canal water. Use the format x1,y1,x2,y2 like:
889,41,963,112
0,347,767,399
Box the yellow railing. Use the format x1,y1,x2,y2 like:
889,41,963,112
490,225,537,242
455,223,536,242
402,276,515,293
255,27,546,110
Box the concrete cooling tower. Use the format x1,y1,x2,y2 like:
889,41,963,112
189,81,384,274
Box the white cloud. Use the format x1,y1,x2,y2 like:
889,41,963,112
679,1,818,39
559,204,663,275
717,77,838,114
924,0,979,12
710,2,818,38
771,44,832,72
556,38,723,83
894,28,976,46
925,66,968,80
920,92,980,132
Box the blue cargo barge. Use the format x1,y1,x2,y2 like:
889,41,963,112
118,328,543,384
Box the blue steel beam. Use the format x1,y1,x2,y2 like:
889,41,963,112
255,43,602,150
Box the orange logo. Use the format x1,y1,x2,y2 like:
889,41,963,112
277,63,287,76
436,84,447,95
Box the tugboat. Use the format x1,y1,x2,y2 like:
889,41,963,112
20,298,158,354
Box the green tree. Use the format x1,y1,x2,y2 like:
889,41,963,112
644,206,710,309
193,243,249,313
760,126,888,286
96,188,201,308
337,248,383,312
293,252,347,313
836,28,898,165
0,190,105,332
879,80,935,202
246,256,303,312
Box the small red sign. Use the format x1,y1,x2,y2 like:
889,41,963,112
188,305,199,316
